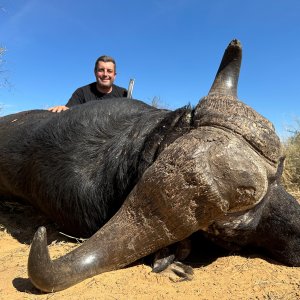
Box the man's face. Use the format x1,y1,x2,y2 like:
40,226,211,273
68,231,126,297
94,61,116,88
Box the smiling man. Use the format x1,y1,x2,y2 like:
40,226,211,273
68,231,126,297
48,55,128,112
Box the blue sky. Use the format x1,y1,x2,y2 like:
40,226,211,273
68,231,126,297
0,0,300,138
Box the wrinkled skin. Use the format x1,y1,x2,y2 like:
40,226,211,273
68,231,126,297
0,39,299,292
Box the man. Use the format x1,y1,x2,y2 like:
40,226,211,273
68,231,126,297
48,55,127,113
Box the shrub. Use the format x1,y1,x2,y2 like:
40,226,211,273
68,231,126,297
282,129,300,200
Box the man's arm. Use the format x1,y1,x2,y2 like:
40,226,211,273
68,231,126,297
48,88,84,113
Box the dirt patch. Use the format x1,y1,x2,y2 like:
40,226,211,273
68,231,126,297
0,200,299,300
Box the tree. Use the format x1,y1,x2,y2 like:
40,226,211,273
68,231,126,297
282,121,300,199
0,46,7,112
0,47,5,77
0,46,7,88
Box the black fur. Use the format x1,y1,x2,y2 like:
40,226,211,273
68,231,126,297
0,98,192,237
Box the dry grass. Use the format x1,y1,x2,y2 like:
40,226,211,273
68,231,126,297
282,130,300,200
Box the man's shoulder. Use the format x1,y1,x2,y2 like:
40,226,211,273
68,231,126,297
76,82,97,91
112,84,126,91
112,84,127,97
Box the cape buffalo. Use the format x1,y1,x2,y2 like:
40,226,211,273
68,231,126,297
0,39,299,292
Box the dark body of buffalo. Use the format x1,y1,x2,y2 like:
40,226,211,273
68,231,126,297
0,99,191,237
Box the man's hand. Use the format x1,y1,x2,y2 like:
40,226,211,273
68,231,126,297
48,105,69,113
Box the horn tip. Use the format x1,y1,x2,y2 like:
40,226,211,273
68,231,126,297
228,39,242,50
36,226,47,238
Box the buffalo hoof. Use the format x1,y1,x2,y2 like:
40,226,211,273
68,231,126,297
152,239,193,281
154,261,194,282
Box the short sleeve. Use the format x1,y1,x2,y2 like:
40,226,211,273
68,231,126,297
66,88,85,107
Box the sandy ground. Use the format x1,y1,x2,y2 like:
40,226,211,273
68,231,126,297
1,198,300,300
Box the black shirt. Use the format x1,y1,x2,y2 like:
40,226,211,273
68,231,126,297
66,82,128,107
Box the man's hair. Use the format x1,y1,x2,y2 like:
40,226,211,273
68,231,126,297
94,55,116,73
